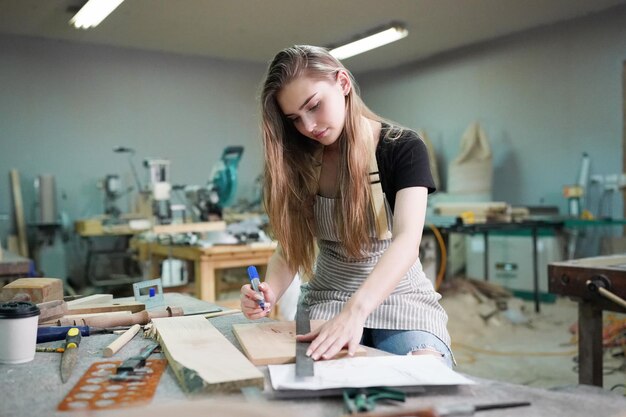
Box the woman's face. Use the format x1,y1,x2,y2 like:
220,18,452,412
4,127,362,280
276,71,351,147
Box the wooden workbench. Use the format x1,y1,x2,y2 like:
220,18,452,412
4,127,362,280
548,254,626,387
0,249,31,284
1,295,625,417
136,241,277,302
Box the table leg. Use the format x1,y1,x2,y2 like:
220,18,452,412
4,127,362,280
84,237,93,285
483,232,489,281
532,227,540,313
150,255,161,279
196,259,216,302
578,300,603,386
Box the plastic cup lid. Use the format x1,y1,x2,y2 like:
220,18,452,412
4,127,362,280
0,301,40,319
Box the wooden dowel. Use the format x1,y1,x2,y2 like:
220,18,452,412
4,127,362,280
103,324,141,357
598,287,626,309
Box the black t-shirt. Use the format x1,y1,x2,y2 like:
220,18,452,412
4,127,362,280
375,124,436,213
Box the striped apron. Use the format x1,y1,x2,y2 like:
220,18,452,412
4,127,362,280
302,195,451,347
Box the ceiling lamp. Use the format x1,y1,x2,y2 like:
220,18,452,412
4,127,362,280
329,23,408,60
69,0,125,29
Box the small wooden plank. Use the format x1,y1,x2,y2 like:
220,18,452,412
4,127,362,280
37,300,68,322
152,221,226,235
233,320,367,366
66,294,113,307
39,311,133,326
67,301,145,315
434,201,508,217
152,315,264,393
0,278,63,303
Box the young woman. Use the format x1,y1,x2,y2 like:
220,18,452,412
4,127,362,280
240,45,453,367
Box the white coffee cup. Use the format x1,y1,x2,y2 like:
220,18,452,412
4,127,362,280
0,301,40,364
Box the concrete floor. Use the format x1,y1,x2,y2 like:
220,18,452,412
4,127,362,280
441,290,625,393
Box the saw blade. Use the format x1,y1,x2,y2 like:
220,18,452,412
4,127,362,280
60,348,79,383
295,304,314,377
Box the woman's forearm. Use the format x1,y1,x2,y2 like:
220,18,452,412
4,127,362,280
265,246,298,302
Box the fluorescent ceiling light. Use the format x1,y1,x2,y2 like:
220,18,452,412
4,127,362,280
69,0,125,29
329,24,408,60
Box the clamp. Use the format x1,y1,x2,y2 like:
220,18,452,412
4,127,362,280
343,387,406,414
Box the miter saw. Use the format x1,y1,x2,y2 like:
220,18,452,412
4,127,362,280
181,146,244,220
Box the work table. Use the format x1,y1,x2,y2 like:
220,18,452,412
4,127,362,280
1,297,625,417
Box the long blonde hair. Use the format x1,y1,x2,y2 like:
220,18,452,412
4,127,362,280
260,45,383,276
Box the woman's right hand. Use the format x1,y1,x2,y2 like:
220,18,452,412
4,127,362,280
240,282,276,320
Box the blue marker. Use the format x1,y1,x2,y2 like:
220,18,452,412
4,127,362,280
247,266,266,310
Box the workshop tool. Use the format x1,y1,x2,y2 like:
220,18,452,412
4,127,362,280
247,265,265,309
179,145,244,220
103,324,141,357
344,401,531,417
37,325,122,344
343,387,406,414
52,305,184,327
110,342,160,381
60,327,81,383
295,303,314,378
57,359,167,411
133,278,165,309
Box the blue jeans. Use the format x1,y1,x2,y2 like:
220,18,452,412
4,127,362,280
360,328,454,368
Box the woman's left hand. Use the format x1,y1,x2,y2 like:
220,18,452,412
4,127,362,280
295,307,366,361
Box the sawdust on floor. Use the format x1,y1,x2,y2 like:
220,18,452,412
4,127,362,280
440,284,625,393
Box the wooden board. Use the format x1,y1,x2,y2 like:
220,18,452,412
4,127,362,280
0,277,63,303
66,300,145,315
152,315,264,393
66,294,113,307
433,201,509,219
233,320,367,365
39,311,133,326
152,221,226,235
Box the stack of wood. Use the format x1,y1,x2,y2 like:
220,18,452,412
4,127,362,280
0,278,183,326
434,202,530,223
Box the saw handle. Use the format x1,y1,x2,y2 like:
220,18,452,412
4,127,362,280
65,327,81,349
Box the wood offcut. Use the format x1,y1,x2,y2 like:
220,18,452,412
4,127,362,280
152,315,264,393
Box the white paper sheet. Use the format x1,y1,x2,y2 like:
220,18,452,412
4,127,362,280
268,355,475,391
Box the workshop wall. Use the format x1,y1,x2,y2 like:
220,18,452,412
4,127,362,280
359,7,626,218
0,34,267,282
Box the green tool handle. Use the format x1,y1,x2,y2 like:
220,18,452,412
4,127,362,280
116,343,159,374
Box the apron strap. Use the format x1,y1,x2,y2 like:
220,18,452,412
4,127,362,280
368,136,392,240
313,134,392,240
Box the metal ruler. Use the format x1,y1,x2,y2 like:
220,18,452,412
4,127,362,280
295,303,314,377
